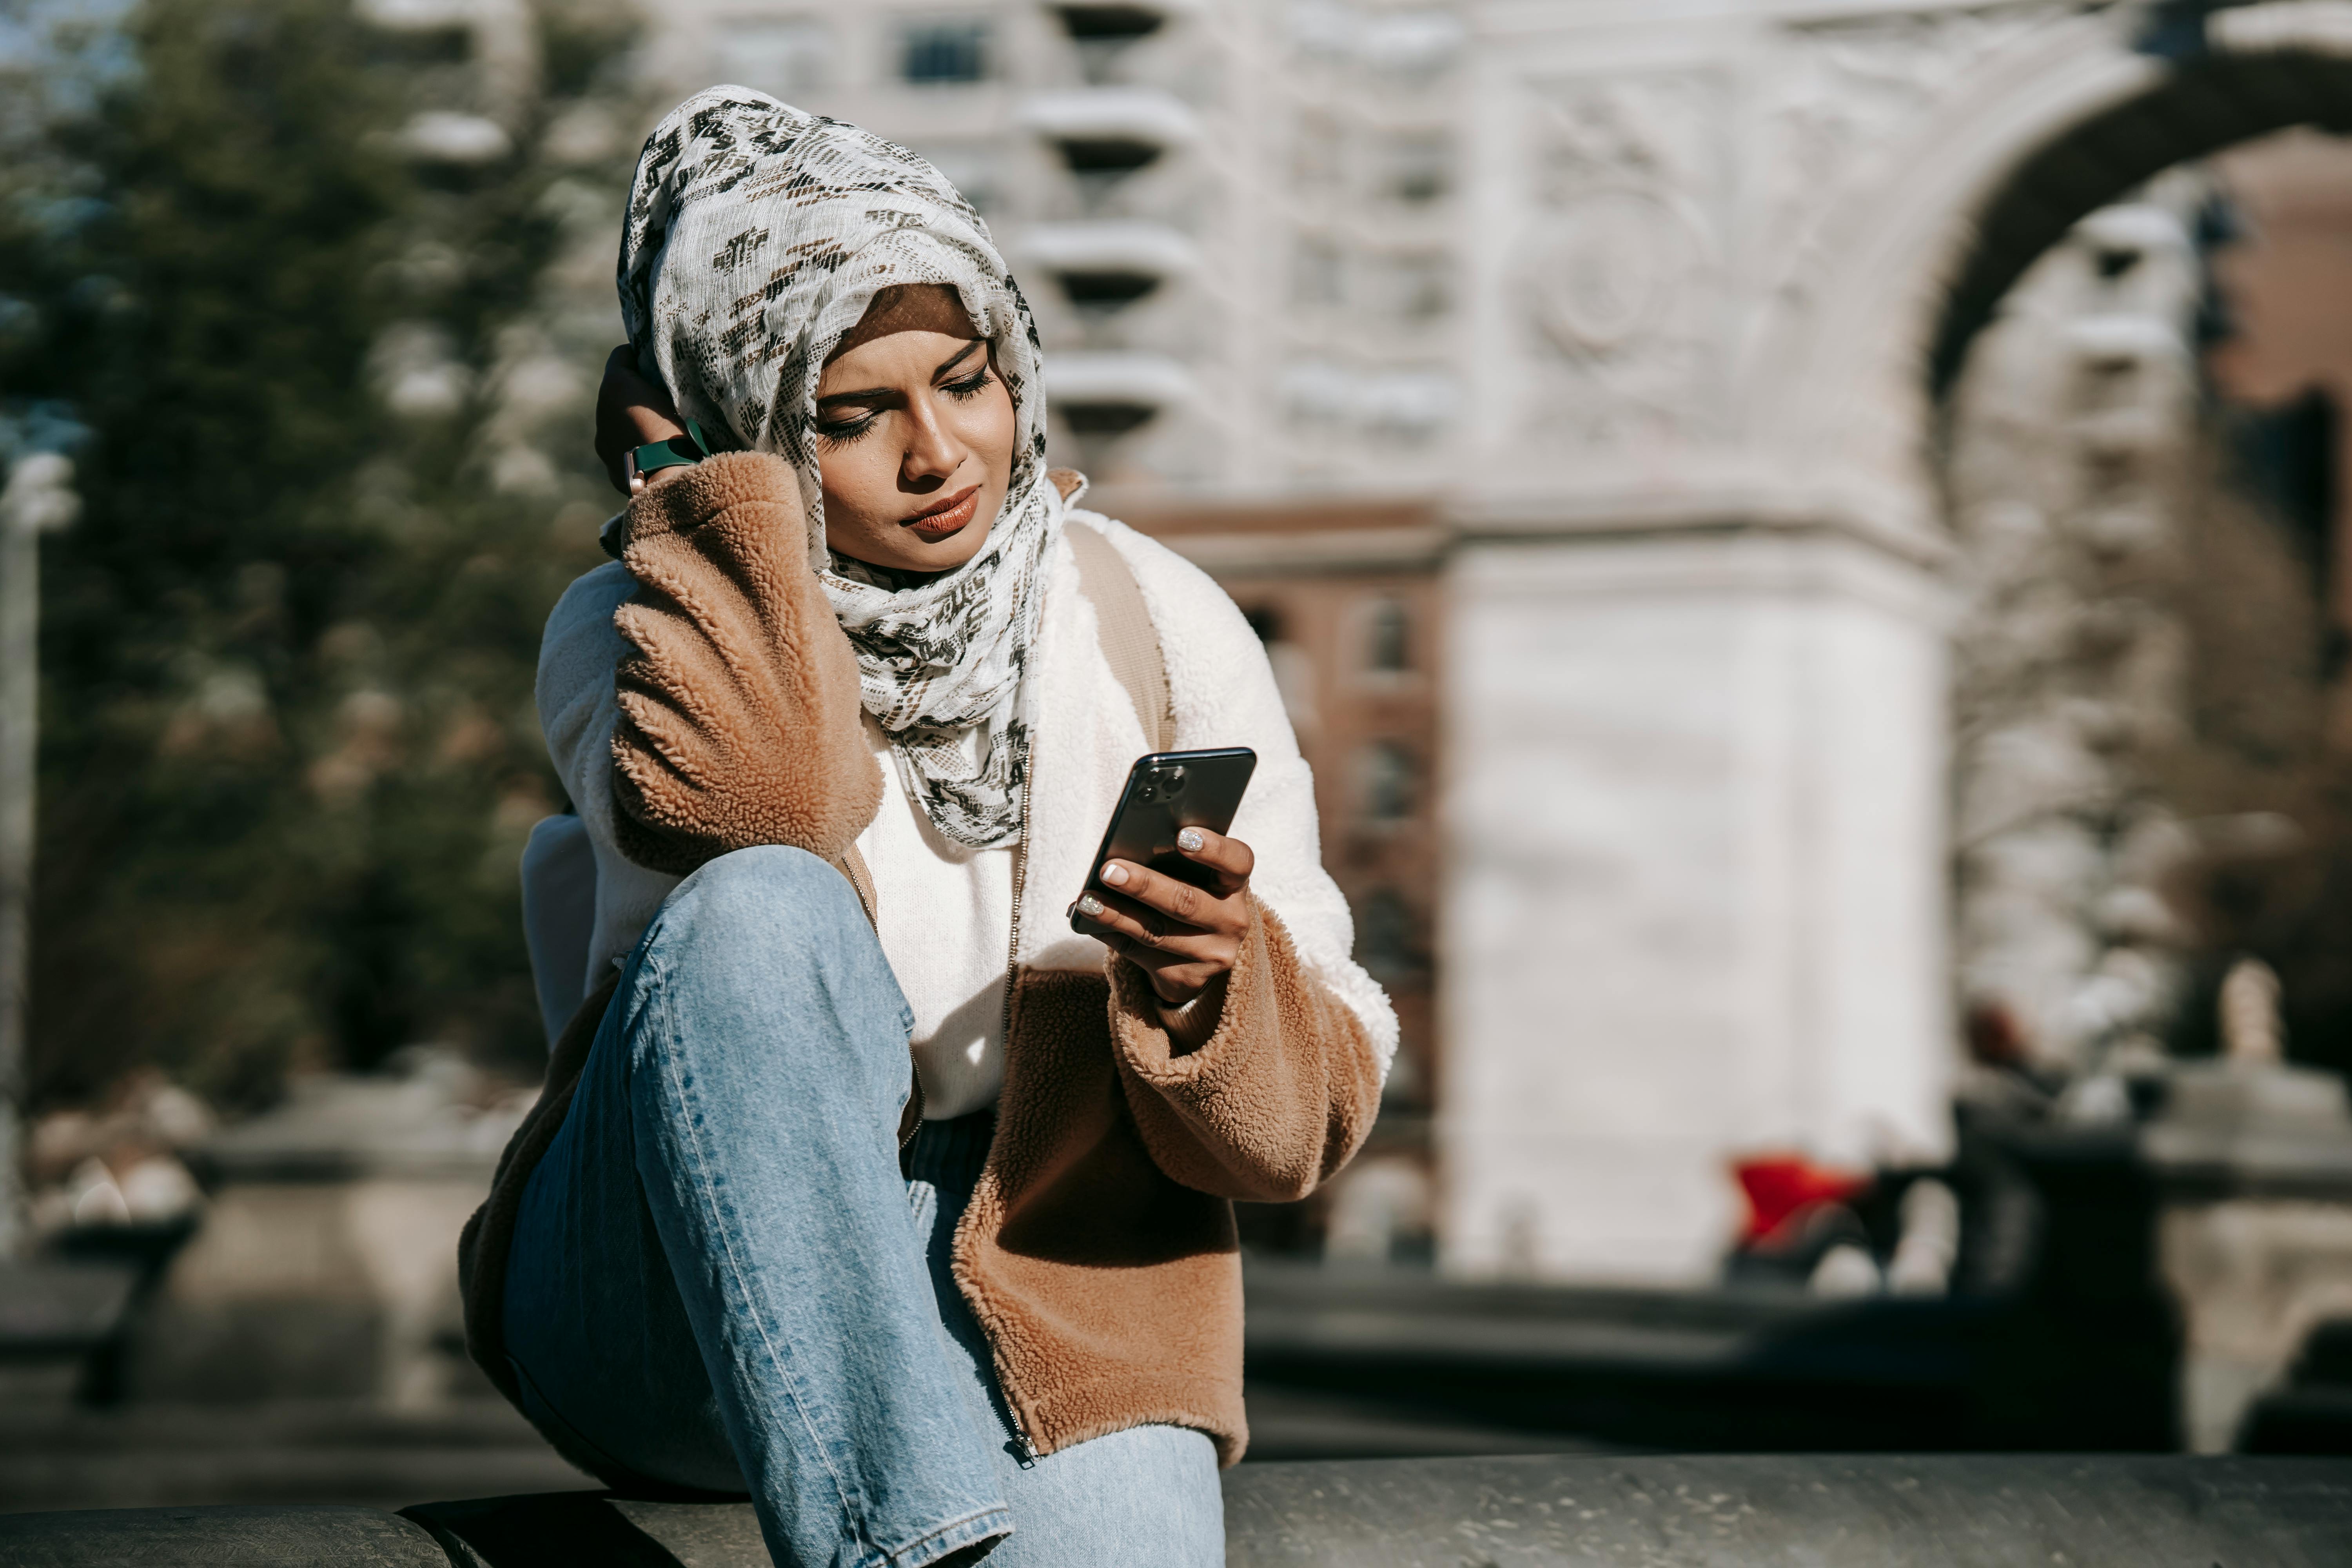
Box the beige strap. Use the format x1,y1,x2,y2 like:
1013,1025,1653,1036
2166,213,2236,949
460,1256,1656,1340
1066,519,1172,753
836,843,879,928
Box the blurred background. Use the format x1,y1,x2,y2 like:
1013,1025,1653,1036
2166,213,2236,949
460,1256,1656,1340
5,0,2352,1515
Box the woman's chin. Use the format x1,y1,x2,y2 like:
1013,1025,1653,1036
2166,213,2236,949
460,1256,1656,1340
831,522,993,577
828,495,1002,575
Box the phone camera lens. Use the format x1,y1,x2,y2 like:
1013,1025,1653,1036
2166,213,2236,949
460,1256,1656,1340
1141,765,1186,803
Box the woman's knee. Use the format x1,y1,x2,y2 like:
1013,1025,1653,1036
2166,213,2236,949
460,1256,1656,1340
649,845,866,964
626,845,906,1077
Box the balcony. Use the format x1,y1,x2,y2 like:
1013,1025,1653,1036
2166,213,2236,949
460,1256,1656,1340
1020,87,1198,179
1049,1,1181,82
1043,351,1194,436
1018,221,1198,310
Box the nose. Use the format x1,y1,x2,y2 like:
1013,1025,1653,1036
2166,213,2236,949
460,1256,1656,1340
900,391,968,488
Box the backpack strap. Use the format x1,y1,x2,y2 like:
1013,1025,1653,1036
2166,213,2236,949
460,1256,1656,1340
835,844,878,928
1065,514,1173,754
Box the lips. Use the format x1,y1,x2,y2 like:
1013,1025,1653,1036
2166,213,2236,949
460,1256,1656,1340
903,485,980,540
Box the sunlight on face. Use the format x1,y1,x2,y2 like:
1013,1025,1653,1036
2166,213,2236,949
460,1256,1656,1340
814,284,1018,576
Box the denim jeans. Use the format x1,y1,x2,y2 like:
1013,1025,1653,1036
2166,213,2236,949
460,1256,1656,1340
502,846,1224,1568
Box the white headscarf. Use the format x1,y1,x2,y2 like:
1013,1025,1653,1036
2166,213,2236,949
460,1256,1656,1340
619,87,1058,849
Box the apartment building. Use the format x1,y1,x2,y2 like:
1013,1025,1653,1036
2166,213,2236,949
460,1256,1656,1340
637,1,1469,496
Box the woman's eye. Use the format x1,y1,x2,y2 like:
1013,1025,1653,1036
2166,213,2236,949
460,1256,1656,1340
941,368,992,401
815,411,878,443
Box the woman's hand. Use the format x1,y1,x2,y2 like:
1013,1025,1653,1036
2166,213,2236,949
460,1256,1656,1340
595,345,689,495
1073,828,1255,1009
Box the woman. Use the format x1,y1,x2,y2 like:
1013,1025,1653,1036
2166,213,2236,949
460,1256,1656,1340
460,89,1395,1568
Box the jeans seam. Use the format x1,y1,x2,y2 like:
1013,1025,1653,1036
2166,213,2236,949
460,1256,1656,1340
884,1503,1014,1568
641,938,878,1559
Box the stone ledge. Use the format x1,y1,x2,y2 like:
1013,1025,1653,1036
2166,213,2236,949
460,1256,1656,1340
0,1502,451,1567
5,1453,2351,1566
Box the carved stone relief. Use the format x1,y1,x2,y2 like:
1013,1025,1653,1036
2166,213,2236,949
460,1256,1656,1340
1518,70,1728,453
1758,3,2081,325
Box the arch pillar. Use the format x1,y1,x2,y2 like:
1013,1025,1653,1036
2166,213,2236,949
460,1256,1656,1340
1436,503,1954,1280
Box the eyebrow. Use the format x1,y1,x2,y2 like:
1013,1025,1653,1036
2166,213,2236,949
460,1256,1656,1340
816,338,986,406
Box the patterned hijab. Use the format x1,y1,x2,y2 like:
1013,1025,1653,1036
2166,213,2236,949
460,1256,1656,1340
618,87,1057,849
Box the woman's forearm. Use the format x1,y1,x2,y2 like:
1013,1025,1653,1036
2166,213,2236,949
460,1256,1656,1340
1107,898,1383,1204
609,451,882,874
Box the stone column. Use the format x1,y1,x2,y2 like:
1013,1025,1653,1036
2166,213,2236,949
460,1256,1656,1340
1436,515,1953,1282
0,454,78,1259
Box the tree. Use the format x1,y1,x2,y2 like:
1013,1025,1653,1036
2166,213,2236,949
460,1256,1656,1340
1,0,639,1108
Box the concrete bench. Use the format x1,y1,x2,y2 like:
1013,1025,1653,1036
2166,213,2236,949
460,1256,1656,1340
7,1453,2352,1565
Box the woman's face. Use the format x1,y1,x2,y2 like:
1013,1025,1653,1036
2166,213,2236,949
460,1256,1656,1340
815,284,1017,575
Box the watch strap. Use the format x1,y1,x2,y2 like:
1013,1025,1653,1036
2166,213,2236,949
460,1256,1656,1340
626,419,713,492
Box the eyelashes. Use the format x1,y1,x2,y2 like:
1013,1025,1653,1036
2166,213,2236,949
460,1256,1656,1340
815,367,995,447
941,366,995,403
814,412,878,446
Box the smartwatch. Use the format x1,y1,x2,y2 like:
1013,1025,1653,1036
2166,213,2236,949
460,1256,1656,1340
625,418,713,494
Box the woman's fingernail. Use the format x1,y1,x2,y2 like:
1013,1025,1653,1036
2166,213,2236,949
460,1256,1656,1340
1177,828,1204,853
1077,894,1105,916
1099,863,1128,886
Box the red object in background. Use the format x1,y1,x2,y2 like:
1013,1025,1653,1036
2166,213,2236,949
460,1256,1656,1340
1964,999,2033,1068
1733,1155,1874,1248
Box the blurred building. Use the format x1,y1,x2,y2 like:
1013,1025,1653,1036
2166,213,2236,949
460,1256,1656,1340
636,2,1469,495
2209,129,2352,692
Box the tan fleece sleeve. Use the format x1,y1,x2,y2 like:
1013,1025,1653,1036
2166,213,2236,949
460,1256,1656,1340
1154,984,1225,1054
1107,897,1384,1203
608,452,883,875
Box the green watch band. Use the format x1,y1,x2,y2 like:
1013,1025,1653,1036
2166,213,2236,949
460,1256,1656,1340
626,419,712,492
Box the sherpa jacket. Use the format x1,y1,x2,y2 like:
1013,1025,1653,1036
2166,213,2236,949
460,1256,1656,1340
460,452,1396,1468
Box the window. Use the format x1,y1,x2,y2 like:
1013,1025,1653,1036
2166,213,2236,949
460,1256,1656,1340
902,19,990,83
1354,887,1421,978
1365,598,1410,673
1358,369,1456,439
1279,360,1354,426
722,18,834,96
1291,236,1344,308
1359,9,1466,78
1359,740,1416,822
1379,130,1451,203
1370,252,1448,321
1294,111,1343,188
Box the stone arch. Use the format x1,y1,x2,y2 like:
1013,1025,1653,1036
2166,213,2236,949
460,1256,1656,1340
1759,9,2352,537
1929,44,2352,399
1903,14,2352,1068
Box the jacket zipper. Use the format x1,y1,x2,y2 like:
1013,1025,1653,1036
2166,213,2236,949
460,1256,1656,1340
998,776,1030,1075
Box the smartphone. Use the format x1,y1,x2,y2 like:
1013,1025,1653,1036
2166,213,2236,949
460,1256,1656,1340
1073,748,1258,923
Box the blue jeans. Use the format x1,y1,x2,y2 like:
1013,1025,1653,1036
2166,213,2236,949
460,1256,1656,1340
502,846,1224,1568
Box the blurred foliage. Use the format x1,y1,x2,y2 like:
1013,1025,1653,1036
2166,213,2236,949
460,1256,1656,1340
0,0,641,1107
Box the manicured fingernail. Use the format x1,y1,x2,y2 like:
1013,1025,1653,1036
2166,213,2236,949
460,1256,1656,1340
1077,894,1105,916
1099,863,1128,886
1177,828,1204,853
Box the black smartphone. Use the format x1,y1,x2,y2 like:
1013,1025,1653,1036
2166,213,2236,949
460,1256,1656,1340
1072,748,1258,925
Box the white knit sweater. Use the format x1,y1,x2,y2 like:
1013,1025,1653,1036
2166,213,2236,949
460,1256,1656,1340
851,719,1016,1116
535,503,1397,1114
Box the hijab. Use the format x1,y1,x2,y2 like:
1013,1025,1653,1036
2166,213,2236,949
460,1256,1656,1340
618,87,1057,849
